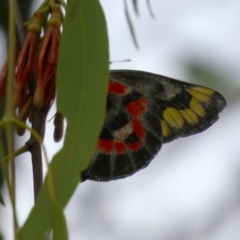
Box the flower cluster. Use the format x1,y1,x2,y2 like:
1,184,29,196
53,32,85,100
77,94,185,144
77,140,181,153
0,4,64,139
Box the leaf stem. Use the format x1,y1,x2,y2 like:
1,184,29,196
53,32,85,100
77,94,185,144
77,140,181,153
0,144,28,164
25,106,48,200
6,0,19,239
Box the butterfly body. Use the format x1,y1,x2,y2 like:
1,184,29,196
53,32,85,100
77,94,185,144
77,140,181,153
81,70,226,182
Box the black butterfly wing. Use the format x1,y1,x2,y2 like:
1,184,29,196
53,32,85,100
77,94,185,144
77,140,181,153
81,70,226,181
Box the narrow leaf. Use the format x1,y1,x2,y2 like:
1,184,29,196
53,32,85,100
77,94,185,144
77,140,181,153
0,139,5,206
124,0,139,48
0,191,4,205
146,0,155,18
52,200,68,240
19,0,109,239
132,0,139,16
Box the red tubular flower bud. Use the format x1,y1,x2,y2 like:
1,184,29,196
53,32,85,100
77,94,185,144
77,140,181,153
14,11,46,109
44,73,56,109
34,5,62,108
0,59,7,102
17,97,33,136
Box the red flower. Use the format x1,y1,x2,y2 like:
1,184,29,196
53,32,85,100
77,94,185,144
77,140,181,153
44,73,56,108
0,59,7,102
14,10,45,109
34,5,62,108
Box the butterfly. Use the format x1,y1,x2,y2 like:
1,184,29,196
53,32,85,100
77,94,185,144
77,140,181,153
81,70,226,182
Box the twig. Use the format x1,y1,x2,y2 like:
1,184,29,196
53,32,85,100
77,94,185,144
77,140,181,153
14,0,25,48
26,105,48,200
13,1,45,201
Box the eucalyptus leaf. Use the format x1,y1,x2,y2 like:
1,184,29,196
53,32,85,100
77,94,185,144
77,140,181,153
18,0,109,238
52,199,68,240
0,191,4,205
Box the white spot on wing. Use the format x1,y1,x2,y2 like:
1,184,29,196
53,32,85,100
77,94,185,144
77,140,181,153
113,123,133,141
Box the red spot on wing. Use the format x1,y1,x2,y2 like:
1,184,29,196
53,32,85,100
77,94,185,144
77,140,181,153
114,141,126,153
128,141,142,151
98,139,113,153
132,118,146,139
126,97,148,117
98,139,127,154
108,81,129,95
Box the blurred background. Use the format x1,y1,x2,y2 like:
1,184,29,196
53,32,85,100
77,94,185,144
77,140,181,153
0,0,240,239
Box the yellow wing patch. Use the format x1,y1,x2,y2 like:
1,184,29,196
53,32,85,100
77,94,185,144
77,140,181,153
159,86,222,140
189,98,205,117
161,120,170,137
186,86,216,117
186,87,213,103
191,86,214,96
161,102,205,138
180,109,199,125
163,108,185,129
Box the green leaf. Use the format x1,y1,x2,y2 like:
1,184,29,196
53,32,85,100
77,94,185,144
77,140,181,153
0,133,5,204
52,199,68,240
146,0,155,18
124,0,139,48
19,0,109,239
0,191,4,205
132,0,139,16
